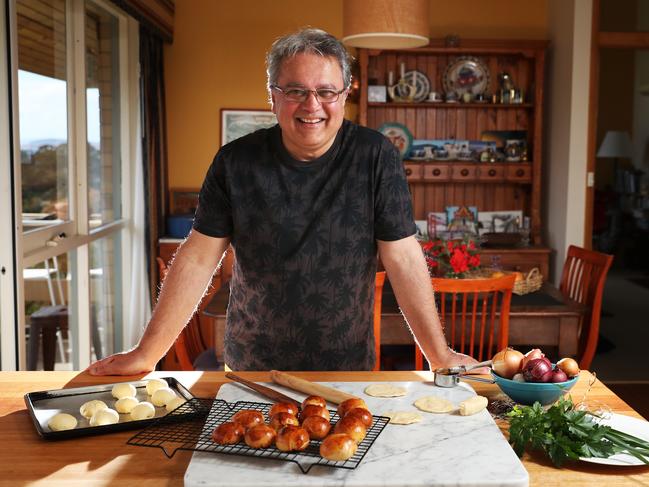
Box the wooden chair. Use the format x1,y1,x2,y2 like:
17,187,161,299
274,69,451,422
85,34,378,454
373,271,387,371
156,257,224,371
415,274,516,370
559,245,613,370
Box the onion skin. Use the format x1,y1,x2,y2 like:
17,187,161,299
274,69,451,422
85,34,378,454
521,348,545,369
551,368,569,383
523,358,553,382
492,348,524,379
556,357,580,377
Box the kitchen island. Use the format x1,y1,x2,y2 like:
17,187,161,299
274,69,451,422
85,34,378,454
1,370,647,486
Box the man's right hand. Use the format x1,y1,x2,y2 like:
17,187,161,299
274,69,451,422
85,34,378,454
86,348,156,376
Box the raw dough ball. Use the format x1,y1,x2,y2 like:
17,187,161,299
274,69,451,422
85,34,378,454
364,384,407,397
459,396,488,416
130,401,155,421
146,378,168,396
165,396,187,413
151,387,177,407
384,411,422,425
48,413,78,431
89,408,119,426
111,382,136,399
115,396,139,414
414,396,455,414
79,399,108,419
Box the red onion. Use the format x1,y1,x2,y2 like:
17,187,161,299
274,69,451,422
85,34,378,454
521,348,545,369
523,358,553,383
551,368,568,383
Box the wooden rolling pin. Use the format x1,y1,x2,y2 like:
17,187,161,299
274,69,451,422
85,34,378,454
225,372,300,407
270,370,358,405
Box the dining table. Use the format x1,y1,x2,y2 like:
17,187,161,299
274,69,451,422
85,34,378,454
1,370,648,486
203,280,585,363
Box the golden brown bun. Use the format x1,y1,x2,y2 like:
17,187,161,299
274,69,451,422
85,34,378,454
319,433,358,461
333,415,367,443
345,407,373,428
231,410,264,429
269,402,299,418
244,424,276,448
299,404,330,423
336,398,368,418
275,425,310,452
269,412,299,431
211,421,245,445
301,415,331,440
301,395,327,409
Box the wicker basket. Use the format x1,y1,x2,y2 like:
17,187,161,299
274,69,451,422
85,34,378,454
513,267,543,295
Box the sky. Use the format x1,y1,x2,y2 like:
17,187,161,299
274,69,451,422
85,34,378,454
18,70,100,146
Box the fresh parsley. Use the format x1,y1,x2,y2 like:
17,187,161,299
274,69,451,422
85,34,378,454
507,398,649,467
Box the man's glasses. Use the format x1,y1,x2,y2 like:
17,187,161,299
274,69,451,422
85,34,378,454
270,85,346,103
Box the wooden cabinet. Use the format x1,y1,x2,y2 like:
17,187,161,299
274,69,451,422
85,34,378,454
358,39,548,246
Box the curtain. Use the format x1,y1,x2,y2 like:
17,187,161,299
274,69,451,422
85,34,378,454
139,25,169,305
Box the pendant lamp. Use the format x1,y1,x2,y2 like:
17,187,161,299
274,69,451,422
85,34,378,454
342,0,430,49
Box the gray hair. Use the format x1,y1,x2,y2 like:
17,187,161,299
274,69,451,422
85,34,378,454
266,28,353,91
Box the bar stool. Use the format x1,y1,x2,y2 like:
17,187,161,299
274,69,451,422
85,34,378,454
27,304,69,370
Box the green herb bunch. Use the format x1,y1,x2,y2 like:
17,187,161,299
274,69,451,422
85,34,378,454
507,398,649,467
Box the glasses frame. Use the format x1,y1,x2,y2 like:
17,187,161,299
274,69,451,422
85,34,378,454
270,85,347,104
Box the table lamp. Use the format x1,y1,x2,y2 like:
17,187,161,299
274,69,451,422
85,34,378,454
596,130,633,192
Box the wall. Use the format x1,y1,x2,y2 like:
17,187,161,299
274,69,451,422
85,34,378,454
164,0,548,189
545,0,592,282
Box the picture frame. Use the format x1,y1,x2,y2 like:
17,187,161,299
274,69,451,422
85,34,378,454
220,109,277,146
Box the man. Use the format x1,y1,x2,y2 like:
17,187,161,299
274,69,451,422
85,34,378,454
88,28,477,374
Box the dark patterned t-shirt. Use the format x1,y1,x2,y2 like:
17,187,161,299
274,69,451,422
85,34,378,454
193,120,416,371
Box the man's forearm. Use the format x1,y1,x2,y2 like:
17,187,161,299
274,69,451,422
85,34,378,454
378,237,453,367
137,231,227,365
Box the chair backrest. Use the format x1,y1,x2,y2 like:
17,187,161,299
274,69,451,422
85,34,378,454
156,257,219,371
559,245,613,370
415,274,516,370
373,271,387,371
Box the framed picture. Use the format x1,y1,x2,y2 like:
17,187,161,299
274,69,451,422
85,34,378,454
220,109,277,146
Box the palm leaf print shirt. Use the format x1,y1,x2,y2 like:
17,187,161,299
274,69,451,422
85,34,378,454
193,120,416,370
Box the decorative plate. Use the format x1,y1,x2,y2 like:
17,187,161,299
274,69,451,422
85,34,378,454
396,70,431,103
378,122,413,159
443,57,490,97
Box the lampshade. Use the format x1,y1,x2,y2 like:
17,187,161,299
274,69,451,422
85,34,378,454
342,0,429,49
596,130,633,159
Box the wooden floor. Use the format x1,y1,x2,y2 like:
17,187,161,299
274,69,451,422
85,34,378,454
605,383,649,420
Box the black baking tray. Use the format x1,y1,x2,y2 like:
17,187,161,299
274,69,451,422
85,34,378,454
24,377,194,440
127,398,390,474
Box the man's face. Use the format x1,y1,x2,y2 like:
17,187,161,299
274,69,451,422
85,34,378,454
271,53,347,161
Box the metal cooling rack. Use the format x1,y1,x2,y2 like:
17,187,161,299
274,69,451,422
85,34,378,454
127,397,390,474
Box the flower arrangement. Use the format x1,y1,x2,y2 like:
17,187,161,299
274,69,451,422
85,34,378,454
422,237,481,278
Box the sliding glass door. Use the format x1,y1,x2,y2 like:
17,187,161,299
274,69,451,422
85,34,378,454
3,0,141,370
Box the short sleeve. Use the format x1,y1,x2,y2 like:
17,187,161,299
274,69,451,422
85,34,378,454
374,140,417,241
193,151,233,237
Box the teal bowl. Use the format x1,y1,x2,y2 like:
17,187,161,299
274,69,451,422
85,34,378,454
491,368,579,406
